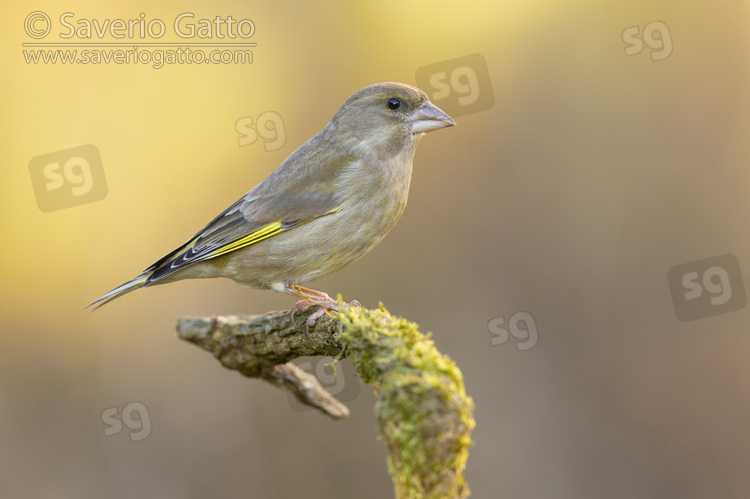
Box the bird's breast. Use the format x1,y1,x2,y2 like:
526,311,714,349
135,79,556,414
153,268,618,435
215,148,417,288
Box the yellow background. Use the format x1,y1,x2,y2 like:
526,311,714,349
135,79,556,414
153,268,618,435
2,1,750,497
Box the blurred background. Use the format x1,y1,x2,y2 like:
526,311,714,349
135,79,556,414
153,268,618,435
2,1,749,497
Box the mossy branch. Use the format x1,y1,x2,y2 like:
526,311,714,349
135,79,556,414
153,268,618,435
176,304,475,499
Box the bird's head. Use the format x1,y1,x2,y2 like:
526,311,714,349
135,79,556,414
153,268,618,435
329,82,455,158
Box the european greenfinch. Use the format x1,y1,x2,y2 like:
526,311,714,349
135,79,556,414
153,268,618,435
89,82,455,326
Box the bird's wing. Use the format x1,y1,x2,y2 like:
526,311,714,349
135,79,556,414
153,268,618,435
143,153,357,285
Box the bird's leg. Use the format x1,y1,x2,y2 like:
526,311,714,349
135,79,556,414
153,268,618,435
281,284,361,335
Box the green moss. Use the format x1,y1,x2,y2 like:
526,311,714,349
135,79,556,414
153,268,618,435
337,304,475,499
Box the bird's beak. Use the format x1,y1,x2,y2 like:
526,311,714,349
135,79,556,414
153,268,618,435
410,102,456,134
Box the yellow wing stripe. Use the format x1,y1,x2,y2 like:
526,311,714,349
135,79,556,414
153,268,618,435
205,221,283,259
203,206,342,260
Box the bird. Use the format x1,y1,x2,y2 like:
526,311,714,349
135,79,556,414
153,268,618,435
88,82,455,328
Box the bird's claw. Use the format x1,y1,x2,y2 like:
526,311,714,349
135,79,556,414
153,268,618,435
291,298,361,339
305,307,329,333
290,300,315,320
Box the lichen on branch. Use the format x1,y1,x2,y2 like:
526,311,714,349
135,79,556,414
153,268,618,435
176,303,475,499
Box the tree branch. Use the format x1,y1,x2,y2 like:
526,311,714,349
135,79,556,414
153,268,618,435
176,304,475,499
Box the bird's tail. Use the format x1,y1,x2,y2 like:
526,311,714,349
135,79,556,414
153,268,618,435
86,273,151,312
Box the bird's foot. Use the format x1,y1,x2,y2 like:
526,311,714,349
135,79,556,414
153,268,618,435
283,285,360,338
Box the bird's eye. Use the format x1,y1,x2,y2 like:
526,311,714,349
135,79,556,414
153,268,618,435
387,98,401,110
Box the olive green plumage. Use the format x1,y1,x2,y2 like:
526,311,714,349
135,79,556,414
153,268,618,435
89,82,455,311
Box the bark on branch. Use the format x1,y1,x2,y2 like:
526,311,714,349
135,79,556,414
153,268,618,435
176,304,475,499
